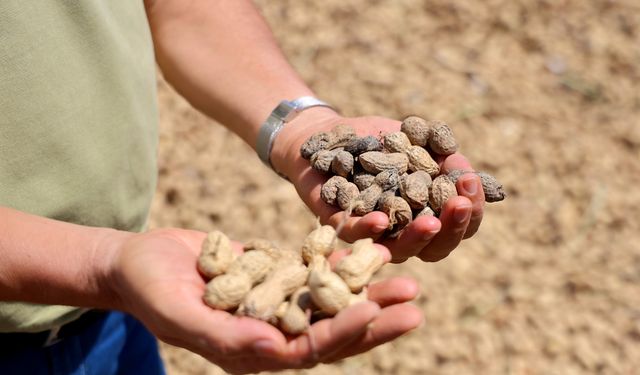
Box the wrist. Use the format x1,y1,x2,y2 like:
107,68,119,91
91,228,134,311
270,106,343,180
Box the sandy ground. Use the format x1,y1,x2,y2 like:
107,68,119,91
149,1,640,374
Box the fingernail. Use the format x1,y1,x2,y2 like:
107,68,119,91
423,229,439,241
462,176,477,195
454,205,471,224
372,224,387,234
253,340,279,357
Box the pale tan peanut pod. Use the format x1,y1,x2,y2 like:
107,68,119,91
429,122,458,155
415,206,436,218
203,273,252,310
380,194,413,231
383,132,412,153
226,250,274,284
399,170,432,209
197,231,236,279
277,286,314,335
353,171,376,191
334,239,384,293
352,184,383,216
359,151,409,174
320,175,349,205
308,257,351,316
244,239,301,264
400,116,434,147
348,287,369,306
243,238,276,252
336,182,360,211
331,150,354,177
301,225,336,263
238,262,309,322
406,145,439,176
310,148,342,173
429,174,458,213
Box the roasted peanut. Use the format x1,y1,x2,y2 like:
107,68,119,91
383,132,411,153
334,239,384,292
400,116,434,147
400,170,432,209
429,174,458,213
359,151,409,174
429,122,458,155
311,148,342,173
406,145,439,176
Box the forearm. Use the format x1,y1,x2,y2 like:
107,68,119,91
145,0,325,147
0,206,121,309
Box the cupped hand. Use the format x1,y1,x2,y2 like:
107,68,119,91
103,228,422,374
270,108,485,262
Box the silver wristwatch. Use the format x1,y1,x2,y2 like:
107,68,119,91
256,96,335,170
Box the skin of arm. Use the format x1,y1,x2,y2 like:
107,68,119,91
145,0,486,262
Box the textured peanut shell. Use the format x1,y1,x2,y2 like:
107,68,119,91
401,116,433,147
310,148,341,173
352,184,383,216
447,169,506,202
336,182,360,210
374,169,401,192
406,146,440,176
331,150,354,177
429,123,458,155
334,239,384,292
348,288,369,306
359,151,409,174
380,195,413,231
383,132,411,153
308,257,351,316
301,225,336,263
344,136,383,156
278,286,313,335
226,250,274,284
399,170,432,209
320,175,349,205
429,175,458,213
238,262,309,322
300,125,356,159
203,273,252,310
353,171,376,191
197,231,236,279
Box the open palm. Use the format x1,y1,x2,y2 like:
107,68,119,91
108,228,422,374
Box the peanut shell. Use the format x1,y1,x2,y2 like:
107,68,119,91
359,151,409,174
429,174,458,213
429,122,458,155
334,238,384,292
197,231,236,279
331,150,354,177
401,116,433,147
344,136,383,155
399,170,432,209
383,132,411,153
406,145,439,176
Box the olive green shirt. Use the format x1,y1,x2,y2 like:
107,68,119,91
0,2,158,332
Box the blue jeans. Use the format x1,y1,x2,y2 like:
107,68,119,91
0,311,165,375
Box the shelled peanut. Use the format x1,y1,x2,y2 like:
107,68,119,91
199,226,384,335
301,116,506,236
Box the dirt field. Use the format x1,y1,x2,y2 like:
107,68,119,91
149,1,640,374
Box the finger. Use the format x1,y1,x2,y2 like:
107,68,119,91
366,277,420,307
320,303,423,363
440,152,473,173
454,173,485,239
328,211,389,243
327,243,391,268
418,196,472,262
379,215,441,262
284,301,381,366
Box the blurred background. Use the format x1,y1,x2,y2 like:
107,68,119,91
150,0,640,374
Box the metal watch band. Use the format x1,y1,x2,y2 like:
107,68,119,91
256,96,335,169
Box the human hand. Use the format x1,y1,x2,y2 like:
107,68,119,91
102,228,421,374
270,108,485,262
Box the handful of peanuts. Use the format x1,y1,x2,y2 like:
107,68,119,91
198,226,382,335
301,116,506,237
